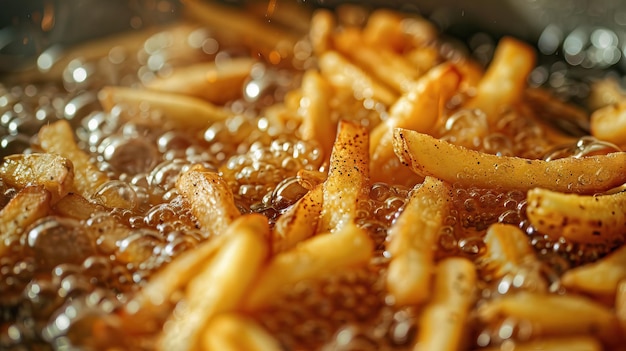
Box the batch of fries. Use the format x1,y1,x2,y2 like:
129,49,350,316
2,0,626,350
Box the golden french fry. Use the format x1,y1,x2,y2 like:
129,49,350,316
37,120,109,199
246,0,312,35
386,176,452,306
393,128,626,194
146,58,254,105
244,222,374,311
98,86,232,129
310,9,335,56
0,186,50,256
320,120,370,233
464,37,536,125
0,153,74,204
477,292,623,345
414,257,477,351
405,46,443,79
526,188,626,244
588,77,625,111
590,101,626,146
272,185,323,254
52,193,105,220
474,336,603,351
369,63,461,183
318,50,398,106
158,214,269,351
362,9,408,52
616,281,626,331
201,313,282,351
175,164,241,238
298,69,335,161
561,244,626,297
483,223,548,291
296,169,327,190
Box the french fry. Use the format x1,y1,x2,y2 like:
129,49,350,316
525,87,590,136
477,292,623,344
386,176,453,306
320,120,370,233
272,185,323,254
560,245,626,297
475,336,603,351
318,50,398,106
201,313,282,351
0,153,74,204
405,46,443,79
483,223,548,291
362,9,409,52
310,9,335,56
464,37,536,125
393,128,626,194
175,164,241,238
616,281,626,331
246,0,312,35
296,169,327,190
526,187,626,244
298,69,335,161
244,222,374,311
0,186,50,256
158,214,269,351
37,120,109,199
414,257,477,351
369,63,461,183
146,58,254,105
52,193,105,220
588,77,625,111
98,86,232,129
590,101,626,146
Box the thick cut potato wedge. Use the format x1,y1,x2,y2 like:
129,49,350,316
561,244,626,297
272,185,323,254
0,186,51,256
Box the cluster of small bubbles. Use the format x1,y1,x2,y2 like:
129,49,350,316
329,88,386,130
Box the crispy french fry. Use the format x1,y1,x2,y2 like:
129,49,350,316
37,120,109,199
146,58,254,105
272,185,323,254
370,63,461,183
526,188,626,244
483,223,548,291
414,257,477,351
244,222,374,311
298,70,335,161
318,50,398,106
310,9,335,56
561,245,626,297
201,313,282,351
52,193,105,220
474,336,603,351
386,176,452,306
477,292,623,344
590,101,626,146
0,153,74,204
393,128,626,194
98,86,232,129
0,186,50,256
158,214,269,351
320,120,370,233
175,164,241,238
464,37,536,125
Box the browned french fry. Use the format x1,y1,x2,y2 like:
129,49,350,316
98,86,232,129
244,222,374,311
474,336,603,351
526,187,626,244
37,120,109,199
146,58,254,105
561,244,626,297
483,223,548,291
272,185,323,254
370,63,461,183
201,313,282,351
464,37,536,125
393,128,626,194
0,153,74,204
158,214,269,351
477,292,623,345
318,50,398,106
386,176,453,306
310,9,335,56
616,281,626,331
320,120,370,233
298,69,335,161
590,101,626,146
414,257,477,351
175,164,241,238
0,186,50,256
52,193,105,220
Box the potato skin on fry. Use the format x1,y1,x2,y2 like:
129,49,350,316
0,185,51,255
393,128,626,194
526,188,626,244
